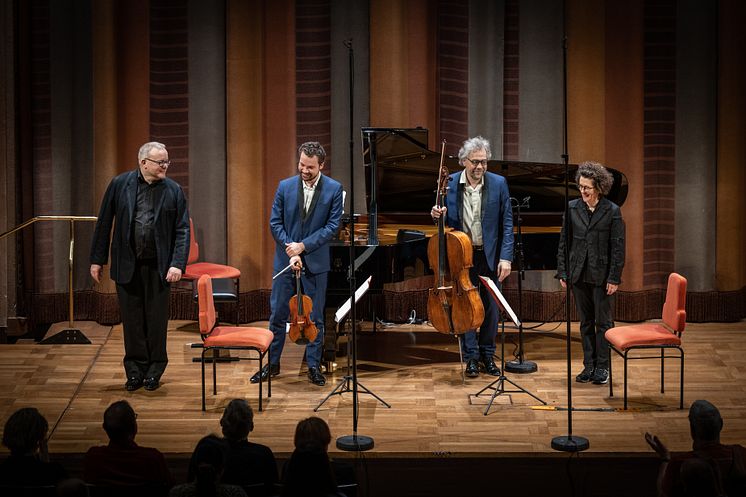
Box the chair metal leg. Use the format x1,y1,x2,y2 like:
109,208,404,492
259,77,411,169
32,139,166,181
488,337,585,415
623,350,629,410
679,350,685,409
608,346,614,398
257,353,263,412
213,352,218,395
267,347,272,398
201,349,207,411
235,278,240,325
660,349,665,393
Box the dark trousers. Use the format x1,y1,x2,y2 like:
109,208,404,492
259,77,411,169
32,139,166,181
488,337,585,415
116,259,170,380
572,280,614,370
268,270,327,369
459,249,499,361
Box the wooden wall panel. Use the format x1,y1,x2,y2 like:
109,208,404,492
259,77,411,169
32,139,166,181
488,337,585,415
438,0,469,155
642,0,676,288
116,0,149,174
263,0,297,287
567,0,605,163
605,0,644,291
227,0,265,291
716,0,746,291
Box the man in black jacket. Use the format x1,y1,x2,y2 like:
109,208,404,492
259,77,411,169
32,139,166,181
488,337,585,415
557,161,625,386
90,142,190,391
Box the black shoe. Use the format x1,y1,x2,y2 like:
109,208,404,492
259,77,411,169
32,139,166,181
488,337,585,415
125,377,143,391
250,364,280,384
591,368,609,385
143,377,160,391
465,359,480,378
576,367,594,383
480,355,501,376
308,367,326,386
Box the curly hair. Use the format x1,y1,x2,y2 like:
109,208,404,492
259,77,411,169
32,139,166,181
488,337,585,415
575,161,614,196
298,141,326,164
458,136,492,165
220,398,254,441
2,407,49,456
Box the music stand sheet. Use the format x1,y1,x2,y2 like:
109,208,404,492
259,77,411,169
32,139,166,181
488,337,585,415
478,276,521,327
334,276,373,323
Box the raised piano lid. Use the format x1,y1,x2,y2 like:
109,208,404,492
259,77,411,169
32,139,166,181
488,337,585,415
361,127,628,227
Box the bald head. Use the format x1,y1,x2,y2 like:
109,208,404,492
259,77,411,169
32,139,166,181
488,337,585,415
688,400,723,443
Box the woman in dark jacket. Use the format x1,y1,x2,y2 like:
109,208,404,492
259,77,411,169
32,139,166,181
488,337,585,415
557,161,625,386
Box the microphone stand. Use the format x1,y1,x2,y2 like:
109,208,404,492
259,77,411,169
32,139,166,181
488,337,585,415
336,39,374,452
504,196,537,374
551,17,589,452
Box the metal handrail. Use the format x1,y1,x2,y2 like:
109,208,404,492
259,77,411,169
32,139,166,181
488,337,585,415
1,216,97,330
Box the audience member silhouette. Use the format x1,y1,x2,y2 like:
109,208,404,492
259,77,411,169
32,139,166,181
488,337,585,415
679,457,725,497
281,446,343,497
646,399,746,497
292,417,355,488
0,407,68,486
219,399,278,492
83,400,173,489
56,478,91,497
171,435,247,497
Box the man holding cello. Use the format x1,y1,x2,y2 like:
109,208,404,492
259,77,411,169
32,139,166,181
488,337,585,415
250,142,344,387
431,136,514,378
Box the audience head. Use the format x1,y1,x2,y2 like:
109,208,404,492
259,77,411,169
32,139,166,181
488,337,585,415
282,446,337,497
294,416,332,451
220,399,254,441
187,434,229,496
56,477,90,497
688,400,723,444
2,407,49,456
102,400,138,444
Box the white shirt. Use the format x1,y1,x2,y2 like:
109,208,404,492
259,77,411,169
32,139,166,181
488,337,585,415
303,174,321,213
460,172,484,246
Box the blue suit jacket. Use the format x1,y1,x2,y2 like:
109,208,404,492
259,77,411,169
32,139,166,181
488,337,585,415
270,174,343,274
444,170,514,272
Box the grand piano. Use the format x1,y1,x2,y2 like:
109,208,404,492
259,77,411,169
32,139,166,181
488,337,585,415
325,127,628,356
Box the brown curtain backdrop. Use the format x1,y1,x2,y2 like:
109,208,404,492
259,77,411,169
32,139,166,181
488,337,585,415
3,0,745,329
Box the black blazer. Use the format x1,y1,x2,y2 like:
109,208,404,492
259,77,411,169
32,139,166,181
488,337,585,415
90,169,190,285
556,197,625,286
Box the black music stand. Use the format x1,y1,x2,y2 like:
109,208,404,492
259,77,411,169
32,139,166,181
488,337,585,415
315,276,390,411
473,276,546,415
504,196,537,374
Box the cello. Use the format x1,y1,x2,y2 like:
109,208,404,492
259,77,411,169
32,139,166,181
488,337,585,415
427,141,484,334
288,267,319,345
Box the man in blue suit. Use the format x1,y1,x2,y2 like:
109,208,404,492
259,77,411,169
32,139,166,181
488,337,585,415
90,142,190,391
250,142,343,386
431,136,514,378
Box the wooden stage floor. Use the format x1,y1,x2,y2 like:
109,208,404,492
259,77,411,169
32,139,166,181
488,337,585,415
1,319,745,460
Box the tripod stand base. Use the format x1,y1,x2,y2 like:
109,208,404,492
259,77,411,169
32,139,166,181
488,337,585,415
336,434,374,451
551,435,589,452
504,359,538,374
39,329,91,345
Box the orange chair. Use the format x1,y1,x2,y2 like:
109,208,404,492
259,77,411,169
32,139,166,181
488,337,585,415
606,272,687,410
197,275,273,411
184,218,241,324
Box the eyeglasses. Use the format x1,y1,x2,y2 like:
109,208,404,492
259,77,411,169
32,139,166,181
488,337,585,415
577,184,595,192
144,157,171,168
466,158,488,167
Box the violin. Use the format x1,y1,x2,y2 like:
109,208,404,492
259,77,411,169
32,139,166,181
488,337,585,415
288,267,319,345
426,141,484,334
